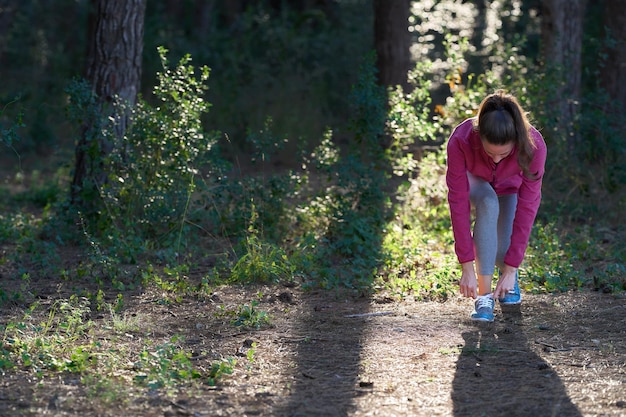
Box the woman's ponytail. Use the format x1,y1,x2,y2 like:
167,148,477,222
474,90,537,178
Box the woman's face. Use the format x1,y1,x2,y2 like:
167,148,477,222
482,140,514,164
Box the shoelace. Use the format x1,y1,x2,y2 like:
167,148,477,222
475,295,494,309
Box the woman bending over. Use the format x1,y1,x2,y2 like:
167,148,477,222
446,90,547,322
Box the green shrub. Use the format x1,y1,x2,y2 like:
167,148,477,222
230,231,294,285
1,97,25,150
101,47,222,247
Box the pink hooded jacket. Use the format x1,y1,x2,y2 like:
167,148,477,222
446,118,547,268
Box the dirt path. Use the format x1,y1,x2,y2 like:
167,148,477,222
4,285,624,416
232,288,626,417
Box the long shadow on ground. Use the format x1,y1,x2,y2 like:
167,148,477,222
272,290,372,416
452,306,582,417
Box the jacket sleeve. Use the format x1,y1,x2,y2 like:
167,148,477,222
446,134,474,264
504,131,547,268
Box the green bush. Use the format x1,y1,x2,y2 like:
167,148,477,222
100,48,221,246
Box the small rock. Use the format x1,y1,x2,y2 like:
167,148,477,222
616,400,626,408
236,339,256,356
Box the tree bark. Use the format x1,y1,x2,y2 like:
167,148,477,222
373,0,411,92
72,0,146,205
540,0,587,148
600,0,626,107
0,2,17,68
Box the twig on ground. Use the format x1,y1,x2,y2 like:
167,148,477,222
344,312,394,318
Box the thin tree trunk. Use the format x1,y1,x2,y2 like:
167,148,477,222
541,0,587,150
0,1,17,67
373,0,411,92
72,0,146,205
600,0,626,107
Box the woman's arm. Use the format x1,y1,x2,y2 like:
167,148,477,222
446,133,474,264
503,131,547,267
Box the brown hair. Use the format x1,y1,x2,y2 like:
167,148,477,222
473,90,537,178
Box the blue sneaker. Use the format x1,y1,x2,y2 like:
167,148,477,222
471,294,495,322
498,272,522,305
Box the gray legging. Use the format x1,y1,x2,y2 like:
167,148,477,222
468,172,517,276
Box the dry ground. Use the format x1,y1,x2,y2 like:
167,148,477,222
1,280,625,417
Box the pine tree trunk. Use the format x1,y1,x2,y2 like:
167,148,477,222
373,0,411,92
72,0,146,205
601,0,626,107
541,0,587,149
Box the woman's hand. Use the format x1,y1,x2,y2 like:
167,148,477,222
459,262,478,298
493,264,517,299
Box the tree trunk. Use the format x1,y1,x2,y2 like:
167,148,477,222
540,0,587,149
0,2,17,68
373,0,411,92
72,0,146,205
600,0,626,107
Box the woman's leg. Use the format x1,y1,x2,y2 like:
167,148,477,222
468,173,499,295
495,193,518,270
495,192,522,303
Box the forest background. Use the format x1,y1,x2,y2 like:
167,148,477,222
0,0,624,411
